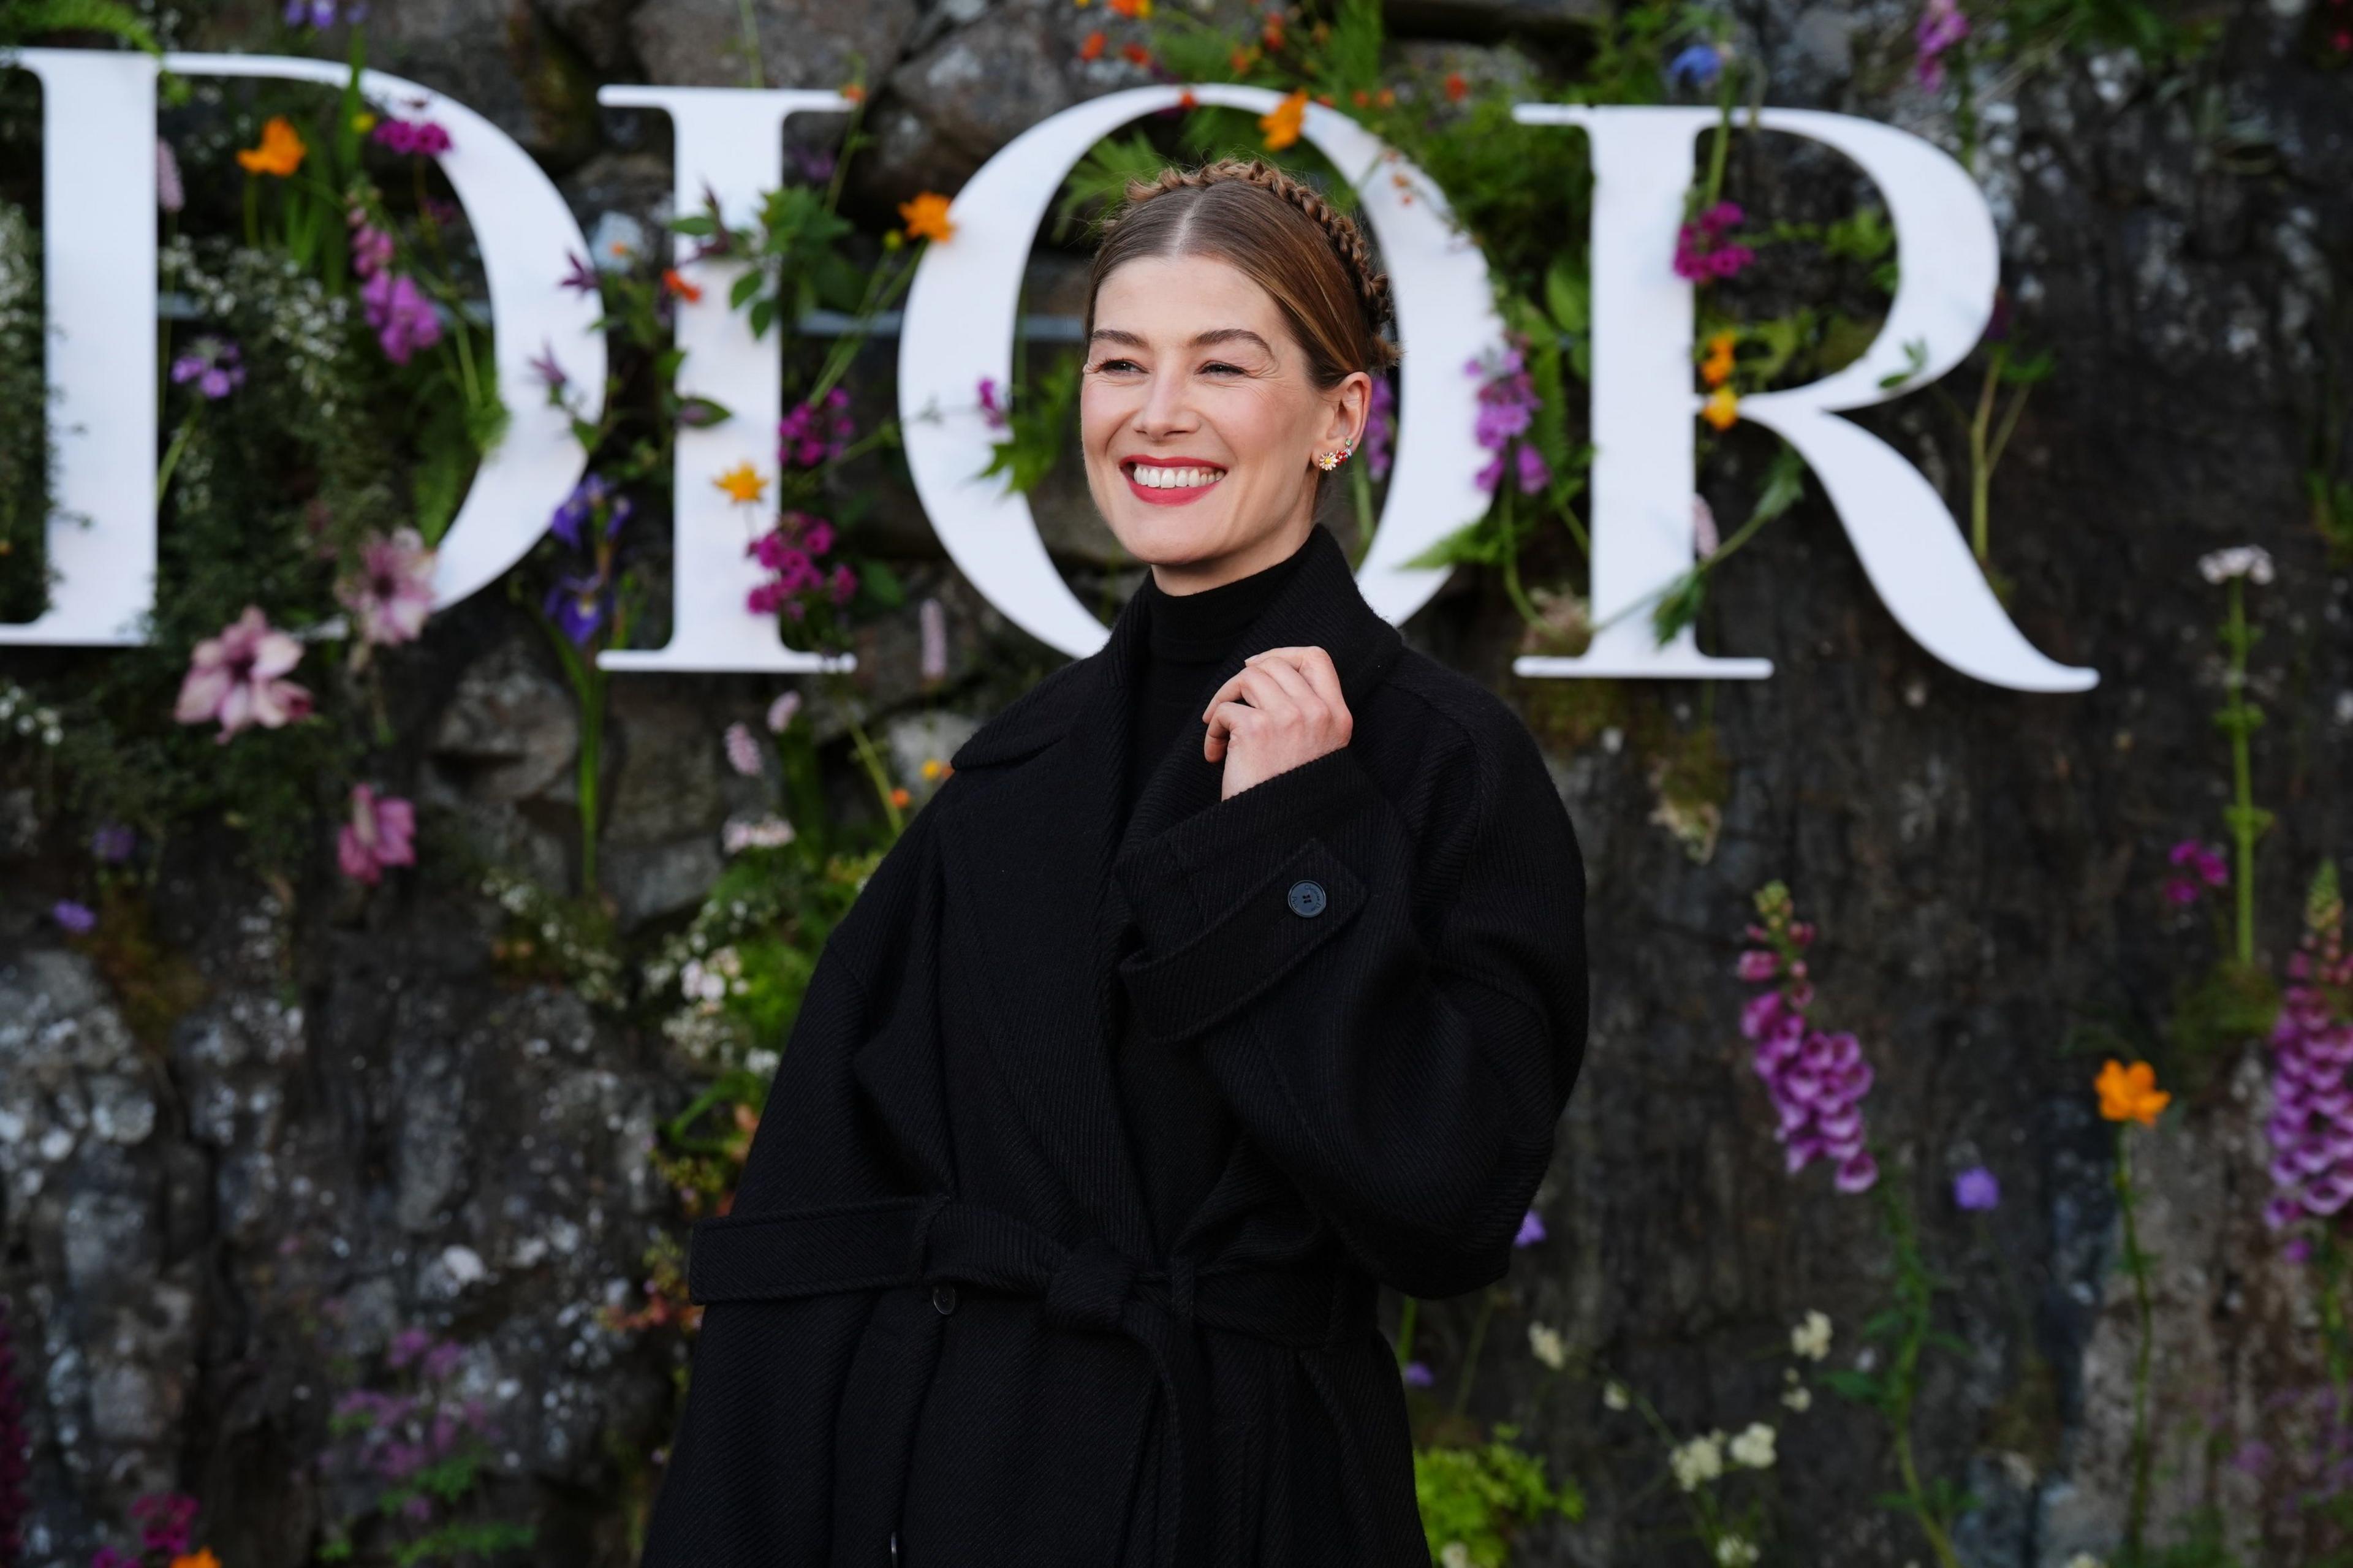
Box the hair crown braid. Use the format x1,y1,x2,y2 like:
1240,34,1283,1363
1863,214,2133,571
1084,156,1402,385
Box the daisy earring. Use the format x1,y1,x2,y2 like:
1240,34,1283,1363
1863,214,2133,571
1315,434,1358,472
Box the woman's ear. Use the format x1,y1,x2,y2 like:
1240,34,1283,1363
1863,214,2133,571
1322,370,1373,450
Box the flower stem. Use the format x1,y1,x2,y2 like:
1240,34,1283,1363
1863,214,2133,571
1395,1295,1419,1368
1450,1287,1497,1417
2116,1126,2156,1555
2219,574,2266,967
155,408,200,506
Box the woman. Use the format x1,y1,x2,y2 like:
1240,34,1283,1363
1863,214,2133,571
639,157,1588,1568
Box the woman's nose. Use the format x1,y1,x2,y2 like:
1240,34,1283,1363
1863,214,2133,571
1135,371,1195,434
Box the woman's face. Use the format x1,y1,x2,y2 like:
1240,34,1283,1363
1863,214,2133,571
1080,252,1368,588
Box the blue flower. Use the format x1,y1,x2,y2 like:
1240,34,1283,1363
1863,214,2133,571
1667,43,1723,93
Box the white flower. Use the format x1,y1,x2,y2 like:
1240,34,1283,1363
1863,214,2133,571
2197,545,2274,585
1439,1544,1472,1568
1692,495,1721,558
1715,1536,1760,1567
1729,1421,1776,1469
1781,1384,1812,1412
589,210,649,270
745,1048,779,1077
1790,1309,1832,1362
1528,1322,1567,1370
1603,1380,1631,1411
1670,1430,1726,1491
723,812,797,855
2065,1556,2106,1568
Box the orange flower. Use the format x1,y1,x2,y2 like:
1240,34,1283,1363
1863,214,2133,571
662,268,703,303
1351,88,1369,106
713,462,767,504
171,1553,222,1568
1313,92,1335,107
237,115,307,177
1377,86,1395,107
1177,88,1199,109
1443,71,1468,102
900,191,956,243
1108,0,1152,15
2096,1059,2170,1126
1121,42,1153,66
1700,386,1739,430
840,82,866,102
1262,13,1285,48
1079,28,1106,60
1701,330,1737,388
1259,86,1308,150
890,786,912,808
1230,44,1258,72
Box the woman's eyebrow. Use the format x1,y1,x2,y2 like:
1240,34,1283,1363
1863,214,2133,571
1088,327,1275,355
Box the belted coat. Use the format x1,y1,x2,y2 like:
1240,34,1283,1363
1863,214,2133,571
638,521,1590,1568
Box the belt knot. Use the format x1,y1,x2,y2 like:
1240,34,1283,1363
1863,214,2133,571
1042,1235,1135,1333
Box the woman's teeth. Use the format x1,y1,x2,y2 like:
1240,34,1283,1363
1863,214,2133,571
1131,465,1225,489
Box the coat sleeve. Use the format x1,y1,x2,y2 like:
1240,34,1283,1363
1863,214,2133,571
1110,711,1587,1300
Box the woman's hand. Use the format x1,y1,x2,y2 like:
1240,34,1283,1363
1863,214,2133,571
1199,645,1354,801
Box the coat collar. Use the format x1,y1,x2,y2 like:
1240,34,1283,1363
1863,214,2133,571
939,522,1405,1258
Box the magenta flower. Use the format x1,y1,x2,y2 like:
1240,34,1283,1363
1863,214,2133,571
1674,201,1754,283
2164,838,2229,906
1915,0,1971,89
362,269,443,365
173,605,314,742
767,690,802,733
1468,341,1547,495
336,527,438,646
129,1491,199,1556
1738,882,1877,1194
977,376,1008,431
1953,1165,2001,1211
724,721,762,778
746,510,847,621
370,117,453,156
170,336,246,400
2263,885,2353,1231
348,211,395,279
779,387,855,468
338,784,417,886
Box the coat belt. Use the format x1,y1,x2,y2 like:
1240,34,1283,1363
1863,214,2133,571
684,1193,1366,1568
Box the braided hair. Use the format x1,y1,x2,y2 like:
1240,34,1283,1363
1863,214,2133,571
1083,156,1402,401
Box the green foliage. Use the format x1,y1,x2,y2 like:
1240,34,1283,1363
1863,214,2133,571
1055,130,1170,245
0,198,48,624
1414,1424,1584,1567
0,0,157,51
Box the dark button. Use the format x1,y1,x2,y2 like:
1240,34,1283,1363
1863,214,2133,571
931,1282,957,1315
1286,879,1327,918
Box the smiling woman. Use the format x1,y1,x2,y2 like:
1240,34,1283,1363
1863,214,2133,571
640,157,1587,1568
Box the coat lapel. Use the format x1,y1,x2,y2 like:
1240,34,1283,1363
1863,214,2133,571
942,523,1407,1258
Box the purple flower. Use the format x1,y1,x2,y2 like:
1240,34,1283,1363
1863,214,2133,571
2164,838,2229,906
170,336,246,400
129,1491,199,1556
977,376,1008,431
348,214,395,279
1514,1209,1547,1247
156,138,184,214
421,1339,464,1382
779,387,855,468
1953,1165,2001,1211
559,250,601,295
387,1325,434,1369
550,474,631,550
370,117,453,157
1363,376,1396,481
1738,884,1877,1194
1673,202,1753,284
545,572,610,647
789,143,838,185
528,341,568,393
362,270,443,365
1914,0,1971,89
1666,43,1723,93
920,596,948,683
1468,341,1545,494
173,605,313,742
91,822,135,863
2263,893,2353,1232
724,721,762,778
1402,1360,1434,1388
1477,441,1551,495
51,899,96,933
337,784,417,886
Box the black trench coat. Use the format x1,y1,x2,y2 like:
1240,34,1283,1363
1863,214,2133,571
639,521,1589,1568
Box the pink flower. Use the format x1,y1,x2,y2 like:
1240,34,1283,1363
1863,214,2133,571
362,269,442,364
173,605,314,741
338,784,417,885
337,527,437,645
723,721,762,778
349,210,395,278
1914,0,1971,89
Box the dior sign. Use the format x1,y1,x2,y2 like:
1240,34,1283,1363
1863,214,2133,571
0,51,2096,694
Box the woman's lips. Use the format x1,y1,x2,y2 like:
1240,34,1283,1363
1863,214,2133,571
1123,461,1226,507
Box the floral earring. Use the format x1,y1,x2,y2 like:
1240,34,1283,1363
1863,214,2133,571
1314,434,1358,472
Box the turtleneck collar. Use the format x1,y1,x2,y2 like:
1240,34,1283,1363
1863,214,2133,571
1140,530,1316,662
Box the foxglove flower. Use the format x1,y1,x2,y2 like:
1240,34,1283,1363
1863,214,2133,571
1468,341,1545,494
156,138,185,214
362,269,443,365
173,605,314,741
336,528,438,646
1363,376,1396,480
724,721,762,778
1738,882,1878,1192
1915,0,1971,89
338,784,417,885
766,689,802,733
2264,873,2353,1230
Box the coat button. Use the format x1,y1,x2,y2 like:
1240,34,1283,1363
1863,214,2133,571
931,1282,957,1315
1286,879,1327,917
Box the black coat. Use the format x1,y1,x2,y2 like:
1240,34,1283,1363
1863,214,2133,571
638,521,1590,1568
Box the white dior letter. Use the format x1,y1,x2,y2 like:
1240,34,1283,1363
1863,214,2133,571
1509,104,2096,694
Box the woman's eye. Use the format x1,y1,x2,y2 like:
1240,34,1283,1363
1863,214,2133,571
1092,358,1140,374
1202,362,1242,376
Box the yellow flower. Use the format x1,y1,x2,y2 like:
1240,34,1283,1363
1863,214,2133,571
1701,386,1739,430
352,110,377,133
1259,88,1308,151
1701,330,1737,388
920,757,944,779
237,116,307,177
714,463,768,505
2096,1058,2169,1126
172,1552,222,1568
899,191,955,243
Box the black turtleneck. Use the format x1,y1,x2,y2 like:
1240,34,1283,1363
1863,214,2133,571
1115,530,1313,1252
1123,533,1314,821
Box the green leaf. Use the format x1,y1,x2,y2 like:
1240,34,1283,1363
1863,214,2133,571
729,269,764,310
667,213,718,238
1650,569,1706,645
1544,257,1590,337
749,297,776,339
